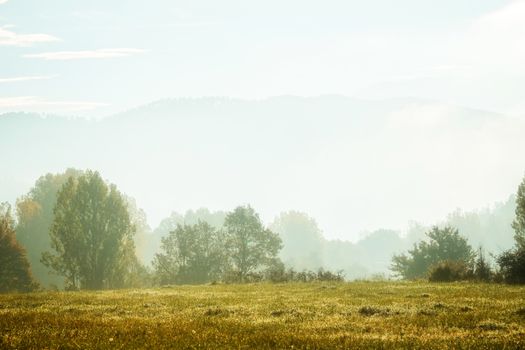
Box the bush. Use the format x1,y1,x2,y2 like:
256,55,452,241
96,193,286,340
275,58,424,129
263,263,289,283
225,265,346,284
496,249,525,284
265,267,344,283
222,270,264,284
473,248,492,282
428,260,471,282
315,268,345,282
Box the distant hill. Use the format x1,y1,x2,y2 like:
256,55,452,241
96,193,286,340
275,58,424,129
1,96,523,275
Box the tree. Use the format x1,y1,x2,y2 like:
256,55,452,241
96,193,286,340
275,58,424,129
512,176,525,249
122,195,153,265
42,171,138,290
223,205,282,281
355,229,406,274
497,248,525,284
391,226,474,279
269,211,325,271
474,247,492,281
147,208,226,266
15,169,83,288
154,221,224,284
0,203,38,292
497,175,525,283
445,196,516,255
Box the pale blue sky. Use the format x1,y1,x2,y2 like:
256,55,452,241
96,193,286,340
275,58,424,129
1,0,522,116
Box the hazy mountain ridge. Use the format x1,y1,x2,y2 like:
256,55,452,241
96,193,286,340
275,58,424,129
0,96,522,279
1,96,508,139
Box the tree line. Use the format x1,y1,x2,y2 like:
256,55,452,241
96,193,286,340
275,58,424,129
1,170,290,291
390,177,525,283
2,169,525,291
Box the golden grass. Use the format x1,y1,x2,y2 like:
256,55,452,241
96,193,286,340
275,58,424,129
1,282,524,349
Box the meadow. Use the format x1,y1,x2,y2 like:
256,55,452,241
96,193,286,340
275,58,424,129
1,282,524,349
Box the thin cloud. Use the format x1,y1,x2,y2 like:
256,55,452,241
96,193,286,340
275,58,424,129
0,75,55,83
24,48,146,60
0,27,59,46
459,1,525,70
0,0,8,4
0,96,108,111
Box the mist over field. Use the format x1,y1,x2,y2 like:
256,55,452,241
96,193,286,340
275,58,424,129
1,96,522,279
2,96,525,237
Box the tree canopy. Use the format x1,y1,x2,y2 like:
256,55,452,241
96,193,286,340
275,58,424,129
512,177,525,249
42,171,140,290
0,203,38,293
497,175,525,283
391,226,474,279
269,211,325,271
145,208,227,266
15,168,83,288
223,205,282,281
154,221,224,284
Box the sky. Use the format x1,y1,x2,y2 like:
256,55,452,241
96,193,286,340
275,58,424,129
1,0,525,240
1,0,524,116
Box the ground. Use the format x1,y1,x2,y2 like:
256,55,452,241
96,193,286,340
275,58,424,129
1,282,524,349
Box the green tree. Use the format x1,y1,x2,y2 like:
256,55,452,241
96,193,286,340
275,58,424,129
0,203,38,293
497,248,525,284
148,208,226,266
391,226,474,279
154,221,224,284
15,169,83,288
474,247,492,281
223,205,282,281
42,171,138,290
497,175,525,284
512,176,525,249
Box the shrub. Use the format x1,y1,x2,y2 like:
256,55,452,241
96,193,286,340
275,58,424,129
260,266,345,283
213,264,345,284
428,260,471,282
496,249,525,284
264,263,289,283
315,268,345,282
222,270,264,284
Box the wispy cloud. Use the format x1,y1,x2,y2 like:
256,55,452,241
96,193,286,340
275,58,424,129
459,1,525,71
0,75,55,83
0,96,108,111
0,27,59,46
0,0,8,4
24,48,145,60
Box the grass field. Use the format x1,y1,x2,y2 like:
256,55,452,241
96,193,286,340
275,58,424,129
1,282,524,349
